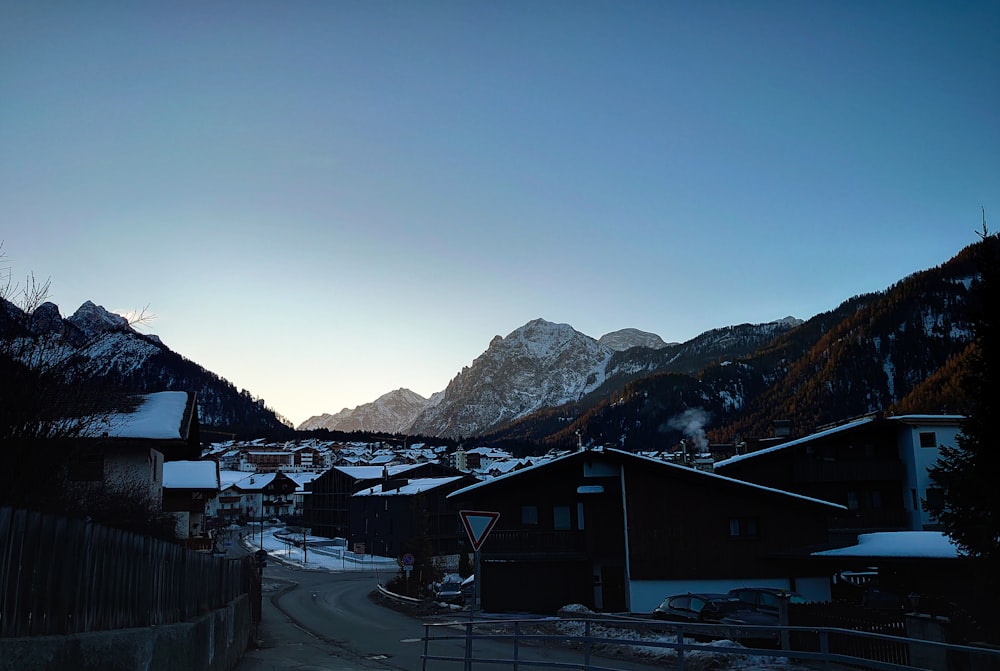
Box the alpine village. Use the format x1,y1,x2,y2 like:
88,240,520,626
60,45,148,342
2,232,999,671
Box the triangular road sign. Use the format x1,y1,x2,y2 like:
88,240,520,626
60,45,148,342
459,510,500,551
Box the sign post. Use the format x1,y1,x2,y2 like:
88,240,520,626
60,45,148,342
402,553,415,596
459,510,499,615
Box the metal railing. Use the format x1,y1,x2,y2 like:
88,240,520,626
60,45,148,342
421,616,1000,671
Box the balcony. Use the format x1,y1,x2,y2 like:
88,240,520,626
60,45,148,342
484,529,586,555
830,508,910,533
793,460,902,483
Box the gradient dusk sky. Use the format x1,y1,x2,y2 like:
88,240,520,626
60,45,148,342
2,2,997,427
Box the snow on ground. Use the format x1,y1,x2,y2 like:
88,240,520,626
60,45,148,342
553,606,812,671
239,524,399,573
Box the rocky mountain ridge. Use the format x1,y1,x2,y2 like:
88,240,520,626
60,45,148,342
302,315,808,438
1,299,293,438
3,239,983,449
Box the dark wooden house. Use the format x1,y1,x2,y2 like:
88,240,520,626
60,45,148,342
447,446,844,615
306,462,464,539
348,474,479,559
714,415,963,540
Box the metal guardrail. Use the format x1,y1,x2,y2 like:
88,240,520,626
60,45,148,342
420,616,1000,671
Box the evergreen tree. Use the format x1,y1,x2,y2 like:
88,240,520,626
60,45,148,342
926,215,1000,565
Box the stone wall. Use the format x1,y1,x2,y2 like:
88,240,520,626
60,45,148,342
0,593,252,671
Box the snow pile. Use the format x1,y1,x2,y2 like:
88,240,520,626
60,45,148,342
553,605,808,670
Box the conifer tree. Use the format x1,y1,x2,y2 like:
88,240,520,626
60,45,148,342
926,213,1000,565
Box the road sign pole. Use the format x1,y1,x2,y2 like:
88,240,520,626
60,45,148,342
472,550,481,617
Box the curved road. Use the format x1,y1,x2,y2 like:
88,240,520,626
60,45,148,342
237,559,679,671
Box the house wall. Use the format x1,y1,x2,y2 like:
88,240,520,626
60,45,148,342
104,448,164,510
452,451,838,615
307,464,459,540
895,419,960,530
716,422,908,535
450,455,629,613
347,481,471,559
625,464,831,581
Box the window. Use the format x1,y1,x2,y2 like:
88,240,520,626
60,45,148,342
847,491,859,510
577,502,585,530
521,505,538,525
919,432,937,448
68,451,104,481
924,487,945,511
553,505,571,530
728,517,759,538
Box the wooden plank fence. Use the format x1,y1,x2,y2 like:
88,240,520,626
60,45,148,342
0,506,259,637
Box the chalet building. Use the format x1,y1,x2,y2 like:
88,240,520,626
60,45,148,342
63,391,202,511
713,414,962,538
289,444,326,471
447,447,844,615
209,476,248,523
306,463,464,539
236,471,300,521
243,450,295,472
348,474,478,559
162,460,220,548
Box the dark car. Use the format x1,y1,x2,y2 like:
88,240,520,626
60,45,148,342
434,574,475,605
726,587,808,617
720,587,808,644
652,593,738,623
434,578,465,604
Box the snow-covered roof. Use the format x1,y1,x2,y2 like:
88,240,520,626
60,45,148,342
355,476,465,497
812,531,960,559
87,391,190,440
715,416,876,468
334,464,421,480
163,460,219,490
219,469,250,487
234,473,280,490
450,446,845,510
886,414,965,425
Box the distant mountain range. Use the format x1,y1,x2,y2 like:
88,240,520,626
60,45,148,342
2,240,981,449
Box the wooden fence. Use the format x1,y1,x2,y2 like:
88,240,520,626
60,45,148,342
0,506,259,637
789,602,909,666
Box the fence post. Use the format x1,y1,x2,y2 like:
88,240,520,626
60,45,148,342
464,620,473,671
676,627,685,671
422,623,430,671
513,620,520,671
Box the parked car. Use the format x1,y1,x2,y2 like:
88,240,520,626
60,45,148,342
652,593,739,623
720,587,808,645
434,574,474,605
434,577,464,604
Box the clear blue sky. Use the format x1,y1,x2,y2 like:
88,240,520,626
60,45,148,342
2,2,997,427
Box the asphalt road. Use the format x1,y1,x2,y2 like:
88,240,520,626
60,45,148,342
235,560,678,671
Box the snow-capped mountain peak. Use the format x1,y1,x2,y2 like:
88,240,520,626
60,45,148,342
66,301,132,340
599,327,672,351
406,319,614,438
298,388,429,433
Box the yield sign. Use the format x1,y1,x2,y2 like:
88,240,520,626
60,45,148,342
459,510,500,551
